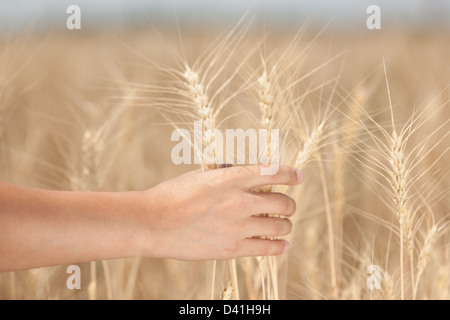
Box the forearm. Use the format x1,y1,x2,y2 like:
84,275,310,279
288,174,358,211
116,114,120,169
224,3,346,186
0,166,302,270
0,182,146,272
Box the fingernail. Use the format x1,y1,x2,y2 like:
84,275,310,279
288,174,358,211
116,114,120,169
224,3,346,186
296,169,304,184
283,241,290,253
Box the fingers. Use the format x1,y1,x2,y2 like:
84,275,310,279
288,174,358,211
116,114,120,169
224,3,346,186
223,165,304,189
247,192,296,216
236,239,289,258
230,216,293,258
245,216,293,237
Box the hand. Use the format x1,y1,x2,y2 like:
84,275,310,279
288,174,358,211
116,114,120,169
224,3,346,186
136,165,304,260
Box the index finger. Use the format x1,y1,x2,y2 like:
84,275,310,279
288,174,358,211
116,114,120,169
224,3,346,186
226,165,304,190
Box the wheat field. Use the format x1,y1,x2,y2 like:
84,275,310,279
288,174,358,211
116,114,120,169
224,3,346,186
0,22,449,300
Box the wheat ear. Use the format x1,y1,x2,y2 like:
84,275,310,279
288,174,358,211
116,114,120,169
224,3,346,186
183,65,240,299
294,121,326,169
183,65,218,169
383,61,415,300
255,66,279,300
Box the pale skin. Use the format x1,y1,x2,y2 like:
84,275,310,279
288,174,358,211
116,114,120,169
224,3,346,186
0,165,304,272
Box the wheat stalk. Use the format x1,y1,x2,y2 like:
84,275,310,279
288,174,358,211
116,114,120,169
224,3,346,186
414,225,438,298
240,257,259,300
333,88,366,287
8,272,16,300
255,65,278,300
222,282,233,300
177,24,265,300
183,65,233,298
317,154,337,298
182,65,241,299
256,256,267,300
389,130,409,300
350,71,448,300
437,264,450,300
88,261,97,300
382,62,421,300
383,270,395,300
292,93,338,298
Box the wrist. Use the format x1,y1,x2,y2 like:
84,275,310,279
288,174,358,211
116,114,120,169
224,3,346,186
64,190,152,262
121,188,163,259
111,190,153,258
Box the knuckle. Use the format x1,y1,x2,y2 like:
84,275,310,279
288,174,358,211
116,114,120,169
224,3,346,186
216,196,232,213
235,192,250,213
272,218,284,234
262,171,277,184
267,165,288,181
273,194,296,215
217,233,243,259
276,195,290,213
235,219,248,237
213,167,238,186
271,218,292,235
259,242,271,256
231,165,251,181
226,240,241,257
220,191,246,214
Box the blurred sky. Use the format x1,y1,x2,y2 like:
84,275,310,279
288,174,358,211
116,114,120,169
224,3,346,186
0,0,449,34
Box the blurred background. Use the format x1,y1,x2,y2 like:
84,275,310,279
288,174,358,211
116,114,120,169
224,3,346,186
0,0,449,300
1,0,450,34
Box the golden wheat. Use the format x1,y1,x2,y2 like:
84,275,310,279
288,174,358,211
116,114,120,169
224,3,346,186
0,24,448,301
